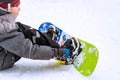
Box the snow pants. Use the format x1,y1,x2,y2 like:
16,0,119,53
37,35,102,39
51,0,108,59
0,47,21,70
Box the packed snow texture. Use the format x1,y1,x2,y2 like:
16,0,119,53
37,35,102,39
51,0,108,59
0,0,120,80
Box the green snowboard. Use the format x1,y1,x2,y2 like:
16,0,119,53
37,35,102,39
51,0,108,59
39,22,99,77
73,39,99,76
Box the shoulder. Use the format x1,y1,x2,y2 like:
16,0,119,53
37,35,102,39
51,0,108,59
0,14,17,33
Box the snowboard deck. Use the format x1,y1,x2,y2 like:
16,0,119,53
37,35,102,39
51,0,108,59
38,22,99,76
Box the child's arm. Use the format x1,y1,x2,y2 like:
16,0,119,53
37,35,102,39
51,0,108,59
16,22,59,48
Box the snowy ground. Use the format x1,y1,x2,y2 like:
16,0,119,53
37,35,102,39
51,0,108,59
0,0,120,80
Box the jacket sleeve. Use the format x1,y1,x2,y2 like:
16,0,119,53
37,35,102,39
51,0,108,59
16,22,59,48
0,31,55,60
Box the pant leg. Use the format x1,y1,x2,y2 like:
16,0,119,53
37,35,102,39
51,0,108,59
0,47,16,70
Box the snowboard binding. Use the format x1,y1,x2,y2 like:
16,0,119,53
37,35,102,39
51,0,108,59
61,38,82,64
55,38,82,65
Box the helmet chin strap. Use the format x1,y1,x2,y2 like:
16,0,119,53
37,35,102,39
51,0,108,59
6,0,12,12
7,3,11,12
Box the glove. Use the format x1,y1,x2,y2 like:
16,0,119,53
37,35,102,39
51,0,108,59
61,38,82,64
46,26,59,41
53,48,70,61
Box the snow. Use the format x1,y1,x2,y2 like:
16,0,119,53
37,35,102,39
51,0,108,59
0,0,120,80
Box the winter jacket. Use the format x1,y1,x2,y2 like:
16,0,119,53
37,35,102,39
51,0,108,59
0,8,59,70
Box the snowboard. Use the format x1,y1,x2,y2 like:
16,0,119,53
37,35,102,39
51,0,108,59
38,22,99,77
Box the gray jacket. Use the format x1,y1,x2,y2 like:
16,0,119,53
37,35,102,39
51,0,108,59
0,9,55,60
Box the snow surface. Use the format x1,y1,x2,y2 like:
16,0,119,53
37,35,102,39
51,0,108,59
0,0,120,80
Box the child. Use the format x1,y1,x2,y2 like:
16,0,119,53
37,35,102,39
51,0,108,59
0,0,81,70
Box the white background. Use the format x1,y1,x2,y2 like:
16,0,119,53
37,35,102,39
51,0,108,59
0,0,120,80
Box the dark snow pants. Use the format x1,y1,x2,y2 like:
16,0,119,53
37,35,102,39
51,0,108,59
0,47,21,70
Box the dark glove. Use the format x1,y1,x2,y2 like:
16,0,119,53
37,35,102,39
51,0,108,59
46,26,59,41
53,48,70,61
